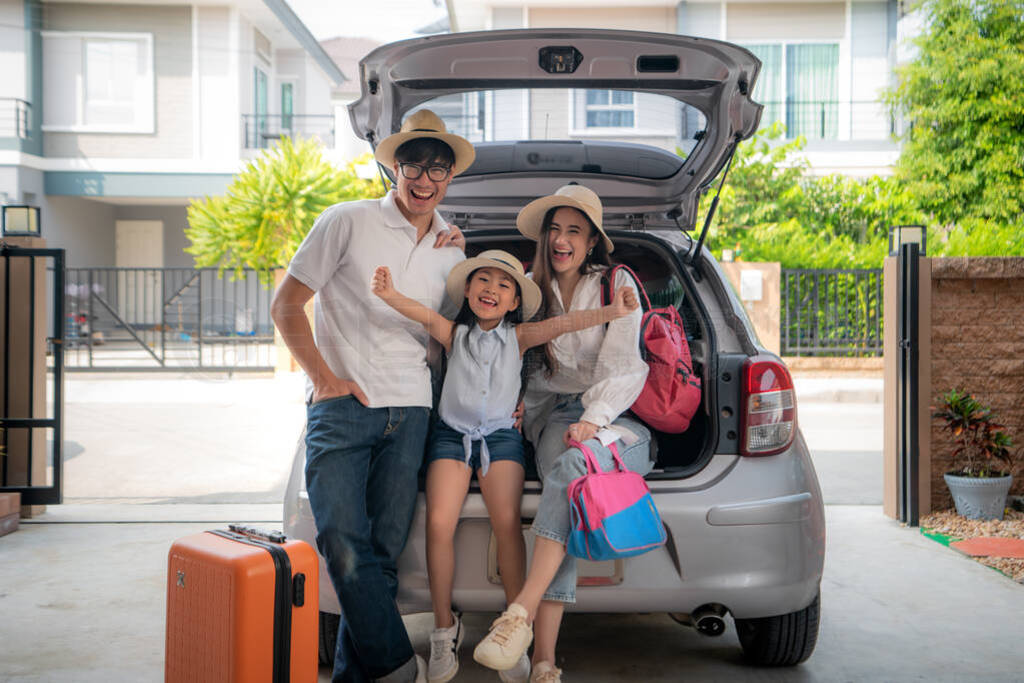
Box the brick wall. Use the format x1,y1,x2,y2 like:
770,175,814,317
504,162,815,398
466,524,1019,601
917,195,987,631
928,257,1024,510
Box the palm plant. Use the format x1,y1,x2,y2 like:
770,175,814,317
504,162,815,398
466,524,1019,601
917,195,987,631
186,137,385,285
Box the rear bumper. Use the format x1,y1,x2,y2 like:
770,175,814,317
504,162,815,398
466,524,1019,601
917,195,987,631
287,441,825,620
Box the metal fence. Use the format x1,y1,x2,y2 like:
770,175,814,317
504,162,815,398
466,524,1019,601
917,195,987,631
63,267,278,371
0,97,31,139
782,268,884,357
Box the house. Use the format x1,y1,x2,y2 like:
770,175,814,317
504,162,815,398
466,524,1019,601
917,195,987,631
320,35,381,162
441,0,907,177
0,0,344,269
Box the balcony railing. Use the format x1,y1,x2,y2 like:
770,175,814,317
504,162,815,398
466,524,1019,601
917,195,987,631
242,114,334,149
758,100,895,141
0,98,32,139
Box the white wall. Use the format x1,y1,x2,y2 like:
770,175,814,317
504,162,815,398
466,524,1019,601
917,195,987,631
0,0,27,101
850,1,892,140
197,6,240,161
41,4,194,159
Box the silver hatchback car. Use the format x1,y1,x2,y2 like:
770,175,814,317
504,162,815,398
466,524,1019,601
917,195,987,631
284,28,825,667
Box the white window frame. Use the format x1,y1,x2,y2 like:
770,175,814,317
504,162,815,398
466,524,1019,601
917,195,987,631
567,90,676,138
41,31,155,134
740,39,842,140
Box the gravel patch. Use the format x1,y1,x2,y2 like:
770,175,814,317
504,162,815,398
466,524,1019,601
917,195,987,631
921,509,1024,583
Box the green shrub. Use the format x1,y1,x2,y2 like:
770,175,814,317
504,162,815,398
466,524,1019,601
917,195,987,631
186,137,384,283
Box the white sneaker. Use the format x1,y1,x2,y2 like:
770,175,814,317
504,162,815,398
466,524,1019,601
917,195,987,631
498,653,531,683
427,612,463,683
529,661,562,683
473,603,533,671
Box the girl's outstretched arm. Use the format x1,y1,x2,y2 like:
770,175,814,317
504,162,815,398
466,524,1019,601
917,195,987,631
515,285,639,355
372,266,455,352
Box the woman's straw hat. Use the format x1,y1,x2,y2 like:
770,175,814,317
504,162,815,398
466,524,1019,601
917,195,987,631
515,184,614,253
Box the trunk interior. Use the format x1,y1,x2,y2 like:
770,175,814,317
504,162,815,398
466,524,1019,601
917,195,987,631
453,229,715,482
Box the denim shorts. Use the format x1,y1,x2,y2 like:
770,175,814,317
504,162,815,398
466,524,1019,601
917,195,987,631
427,421,526,471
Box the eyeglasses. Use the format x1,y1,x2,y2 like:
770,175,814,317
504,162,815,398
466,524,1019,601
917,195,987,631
398,162,451,182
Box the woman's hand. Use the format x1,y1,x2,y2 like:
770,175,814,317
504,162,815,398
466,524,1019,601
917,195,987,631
434,222,466,251
371,266,396,300
563,420,600,446
609,286,640,318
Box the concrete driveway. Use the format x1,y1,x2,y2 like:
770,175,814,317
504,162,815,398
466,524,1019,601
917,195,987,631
2,372,1021,682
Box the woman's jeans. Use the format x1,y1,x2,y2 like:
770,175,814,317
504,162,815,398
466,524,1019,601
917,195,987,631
305,395,429,683
531,395,653,603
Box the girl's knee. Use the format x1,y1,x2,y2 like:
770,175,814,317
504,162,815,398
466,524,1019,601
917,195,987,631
426,512,458,541
490,510,524,538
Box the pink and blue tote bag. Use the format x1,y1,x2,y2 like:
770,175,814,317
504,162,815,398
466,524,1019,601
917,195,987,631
566,440,667,561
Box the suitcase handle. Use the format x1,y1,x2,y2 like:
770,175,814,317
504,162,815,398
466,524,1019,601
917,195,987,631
228,523,287,544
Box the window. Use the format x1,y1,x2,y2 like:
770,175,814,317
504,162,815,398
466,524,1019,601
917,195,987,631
281,83,294,132
584,90,635,128
743,43,839,139
42,31,154,133
254,68,268,144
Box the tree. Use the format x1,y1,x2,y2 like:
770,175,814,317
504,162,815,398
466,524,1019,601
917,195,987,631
884,0,1024,227
186,137,385,282
698,123,924,268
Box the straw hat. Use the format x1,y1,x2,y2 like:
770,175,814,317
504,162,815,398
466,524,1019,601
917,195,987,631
515,184,614,254
374,109,476,176
446,250,542,320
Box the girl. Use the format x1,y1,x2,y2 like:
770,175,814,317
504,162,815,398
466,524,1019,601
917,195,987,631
472,186,652,683
371,249,637,683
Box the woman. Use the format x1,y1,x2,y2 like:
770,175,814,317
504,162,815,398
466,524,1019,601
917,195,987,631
472,184,654,683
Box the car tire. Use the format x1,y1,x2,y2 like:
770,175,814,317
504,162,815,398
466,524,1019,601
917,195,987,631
735,592,820,666
319,611,340,666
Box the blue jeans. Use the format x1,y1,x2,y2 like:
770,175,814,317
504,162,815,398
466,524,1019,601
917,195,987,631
305,395,429,683
530,395,653,603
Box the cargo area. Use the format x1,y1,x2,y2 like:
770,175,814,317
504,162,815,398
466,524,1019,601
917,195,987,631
462,230,716,481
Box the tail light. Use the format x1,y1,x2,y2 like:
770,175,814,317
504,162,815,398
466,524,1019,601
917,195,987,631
740,355,797,456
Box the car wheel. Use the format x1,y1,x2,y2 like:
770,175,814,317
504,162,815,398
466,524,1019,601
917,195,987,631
735,592,820,666
319,611,340,666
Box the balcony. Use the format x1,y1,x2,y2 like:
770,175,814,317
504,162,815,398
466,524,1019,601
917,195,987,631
0,98,32,140
241,114,334,149
758,100,896,142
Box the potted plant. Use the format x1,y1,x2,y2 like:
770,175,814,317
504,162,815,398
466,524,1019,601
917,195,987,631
933,389,1016,520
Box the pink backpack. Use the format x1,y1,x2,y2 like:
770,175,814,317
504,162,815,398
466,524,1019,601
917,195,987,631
602,265,701,433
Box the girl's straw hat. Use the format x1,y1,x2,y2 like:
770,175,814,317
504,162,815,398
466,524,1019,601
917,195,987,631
374,109,476,176
515,184,615,253
446,250,542,320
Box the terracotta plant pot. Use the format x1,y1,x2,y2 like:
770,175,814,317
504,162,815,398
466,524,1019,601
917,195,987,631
944,473,1013,521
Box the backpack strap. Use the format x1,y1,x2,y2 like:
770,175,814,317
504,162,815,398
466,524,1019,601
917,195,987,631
600,264,652,312
569,439,626,473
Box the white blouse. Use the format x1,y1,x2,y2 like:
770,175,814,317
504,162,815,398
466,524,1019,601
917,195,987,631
523,267,649,446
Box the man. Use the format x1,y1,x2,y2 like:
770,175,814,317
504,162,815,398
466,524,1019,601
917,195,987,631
271,109,474,682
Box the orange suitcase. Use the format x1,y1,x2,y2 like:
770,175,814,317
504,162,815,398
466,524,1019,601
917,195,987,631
165,524,319,683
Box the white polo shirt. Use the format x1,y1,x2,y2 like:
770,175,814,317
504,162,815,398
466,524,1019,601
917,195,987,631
288,191,465,408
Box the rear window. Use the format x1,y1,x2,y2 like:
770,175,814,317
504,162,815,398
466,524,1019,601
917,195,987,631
409,89,707,178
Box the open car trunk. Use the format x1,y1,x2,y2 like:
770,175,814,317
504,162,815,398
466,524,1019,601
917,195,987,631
460,228,716,481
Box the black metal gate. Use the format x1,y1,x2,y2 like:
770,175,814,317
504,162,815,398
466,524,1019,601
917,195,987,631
63,267,277,372
781,268,884,356
1,245,64,505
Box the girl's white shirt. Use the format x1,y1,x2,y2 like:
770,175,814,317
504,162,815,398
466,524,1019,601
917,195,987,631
523,267,648,446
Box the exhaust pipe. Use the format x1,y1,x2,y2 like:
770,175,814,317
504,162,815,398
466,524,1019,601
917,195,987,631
691,604,728,637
